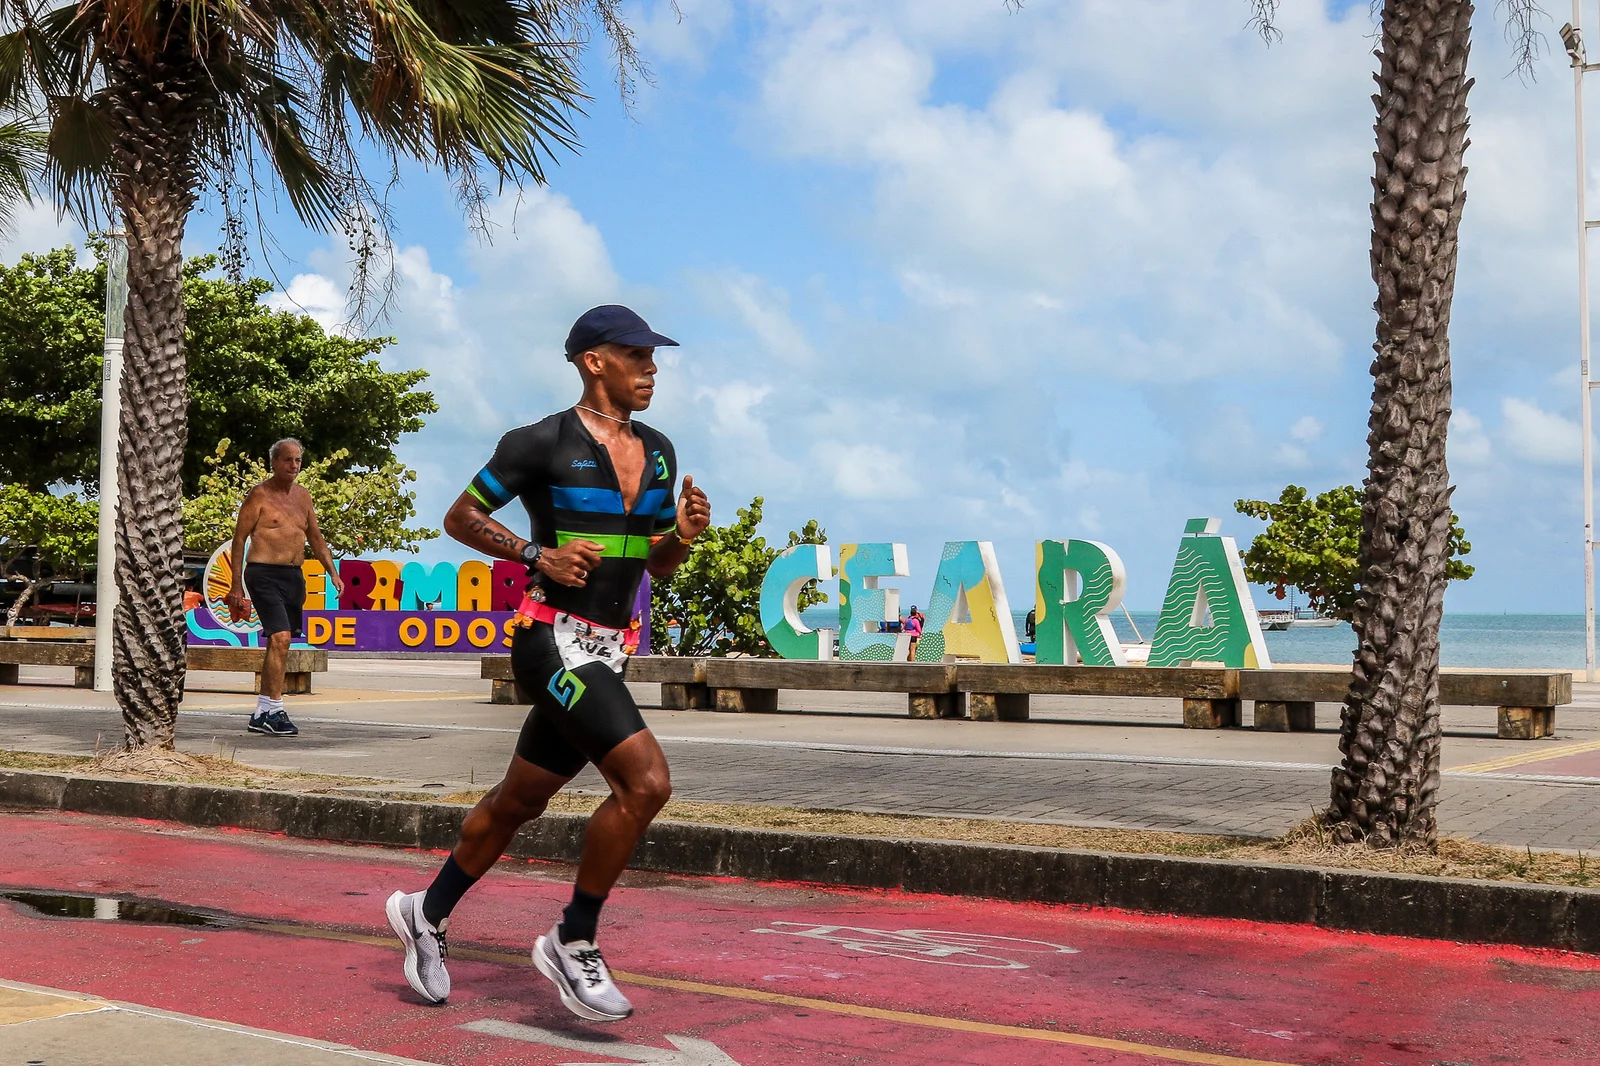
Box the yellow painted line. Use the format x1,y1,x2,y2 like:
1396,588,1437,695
0,984,105,1025
1452,738,1600,775
251,923,1300,1066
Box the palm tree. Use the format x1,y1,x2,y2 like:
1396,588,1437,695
1248,1,1541,846
0,0,629,748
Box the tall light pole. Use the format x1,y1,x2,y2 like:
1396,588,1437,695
92,232,129,692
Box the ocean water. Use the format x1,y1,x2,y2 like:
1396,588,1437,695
797,609,1591,669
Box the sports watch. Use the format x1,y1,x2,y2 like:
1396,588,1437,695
520,541,543,567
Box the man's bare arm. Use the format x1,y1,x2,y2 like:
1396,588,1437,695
647,475,710,579
226,489,260,604
304,490,344,596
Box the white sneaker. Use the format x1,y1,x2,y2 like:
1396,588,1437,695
533,924,633,1022
386,891,450,1004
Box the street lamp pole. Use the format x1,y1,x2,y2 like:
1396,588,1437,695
92,232,129,693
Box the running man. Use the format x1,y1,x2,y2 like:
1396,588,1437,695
225,438,344,737
385,305,710,1021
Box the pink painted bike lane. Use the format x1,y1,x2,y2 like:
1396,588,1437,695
0,810,1592,1065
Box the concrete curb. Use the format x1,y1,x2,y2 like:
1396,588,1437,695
2,769,1595,953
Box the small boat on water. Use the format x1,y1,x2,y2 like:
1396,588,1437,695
1259,607,1339,631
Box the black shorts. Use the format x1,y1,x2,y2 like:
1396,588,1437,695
511,622,647,777
244,563,306,638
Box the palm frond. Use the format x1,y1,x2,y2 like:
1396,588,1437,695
0,118,43,229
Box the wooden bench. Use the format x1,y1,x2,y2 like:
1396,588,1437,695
1238,668,1572,740
482,655,704,706
0,641,329,694
0,626,96,642
186,646,330,695
0,640,93,687
702,659,959,717
956,664,1240,725
498,656,1573,741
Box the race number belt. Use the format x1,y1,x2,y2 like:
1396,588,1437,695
514,596,640,674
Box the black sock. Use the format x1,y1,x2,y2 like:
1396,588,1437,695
421,855,479,928
558,887,607,945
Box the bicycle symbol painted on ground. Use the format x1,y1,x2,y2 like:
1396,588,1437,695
752,922,1080,969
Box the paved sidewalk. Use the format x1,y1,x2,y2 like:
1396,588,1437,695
2,659,1598,848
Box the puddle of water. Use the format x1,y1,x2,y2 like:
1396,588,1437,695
0,890,243,928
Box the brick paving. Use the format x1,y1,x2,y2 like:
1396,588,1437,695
1,661,1597,850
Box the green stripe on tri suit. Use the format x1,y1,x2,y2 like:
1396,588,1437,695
556,530,652,560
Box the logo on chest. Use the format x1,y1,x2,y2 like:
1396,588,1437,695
572,459,598,470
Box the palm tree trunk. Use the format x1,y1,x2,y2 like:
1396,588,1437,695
104,48,206,750
1327,0,1472,847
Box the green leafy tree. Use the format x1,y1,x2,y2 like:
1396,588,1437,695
183,440,438,557
0,484,98,625
1235,485,1472,623
651,497,827,657
0,247,105,492
0,247,437,494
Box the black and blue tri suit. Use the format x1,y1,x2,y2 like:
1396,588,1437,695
467,408,679,776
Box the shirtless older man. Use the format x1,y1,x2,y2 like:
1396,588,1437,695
225,438,344,737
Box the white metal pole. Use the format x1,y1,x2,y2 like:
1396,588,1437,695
92,233,129,692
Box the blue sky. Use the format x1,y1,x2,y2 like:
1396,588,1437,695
6,0,1592,612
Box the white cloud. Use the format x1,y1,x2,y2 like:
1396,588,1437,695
1502,397,1581,465
1290,416,1323,443
0,202,81,258
265,274,347,335
816,440,920,500
748,0,1365,390
630,0,735,70
1452,409,1492,465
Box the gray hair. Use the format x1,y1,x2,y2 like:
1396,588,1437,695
269,438,304,462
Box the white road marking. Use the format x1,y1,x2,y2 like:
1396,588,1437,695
2,704,1598,784
752,922,1079,969
461,1019,741,1065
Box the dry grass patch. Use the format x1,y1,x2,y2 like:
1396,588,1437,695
369,791,1596,888
82,748,383,792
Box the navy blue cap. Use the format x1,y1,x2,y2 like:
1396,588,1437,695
564,305,679,359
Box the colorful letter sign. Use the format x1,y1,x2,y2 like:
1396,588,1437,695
838,543,911,662
1035,539,1127,666
759,543,835,660
912,541,1020,663
1147,518,1272,668
757,519,1275,669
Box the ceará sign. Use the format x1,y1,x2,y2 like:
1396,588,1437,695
758,518,1273,669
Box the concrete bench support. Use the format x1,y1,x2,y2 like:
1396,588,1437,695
490,679,529,705
969,693,1029,722
256,670,314,695
1253,700,1316,732
909,692,965,719
661,682,711,710
1498,706,1555,740
74,666,92,689
0,664,16,685
1183,698,1240,729
714,687,778,713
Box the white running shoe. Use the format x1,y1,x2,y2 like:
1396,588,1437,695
533,924,634,1022
385,890,450,1004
